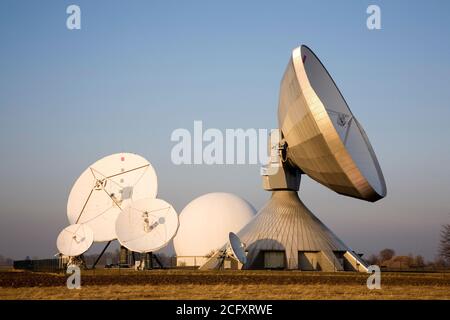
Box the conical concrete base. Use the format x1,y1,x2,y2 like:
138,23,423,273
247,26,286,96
237,190,368,272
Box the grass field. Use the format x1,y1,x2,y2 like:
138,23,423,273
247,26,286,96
1,269,449,300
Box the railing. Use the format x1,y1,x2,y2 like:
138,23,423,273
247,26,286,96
13,259,65,273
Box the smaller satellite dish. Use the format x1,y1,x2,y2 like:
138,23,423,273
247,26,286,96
116,198,179,253
229,232,247,265
57,224,94,257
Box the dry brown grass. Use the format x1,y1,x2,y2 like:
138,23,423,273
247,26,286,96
2,284,450,300
1,269,449,300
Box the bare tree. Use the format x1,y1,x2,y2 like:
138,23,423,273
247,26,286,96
367,254,379,265
414,255,425,267
439,224,450,263
433,257,447,269
379,248,395,262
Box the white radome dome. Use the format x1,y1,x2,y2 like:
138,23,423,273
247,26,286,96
173,193,256,257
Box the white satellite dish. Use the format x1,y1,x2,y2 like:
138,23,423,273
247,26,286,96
56,224,94,257
229,232,247,265
115,198,179,253
67,153,158,242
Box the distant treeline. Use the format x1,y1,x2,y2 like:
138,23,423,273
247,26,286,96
365,224,450,271
366,248,449,271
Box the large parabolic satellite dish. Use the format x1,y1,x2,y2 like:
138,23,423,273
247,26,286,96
67,153,158,242
115,198,179,253
233,45,387,271
278,45,386,201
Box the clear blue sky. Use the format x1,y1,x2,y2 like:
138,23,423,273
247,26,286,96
0,0,449,260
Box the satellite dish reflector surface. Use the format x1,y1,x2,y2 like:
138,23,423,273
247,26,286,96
278,45,386,201
67,153,158,242
57,224,94,257
229,232,247,265
115,198,179,253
